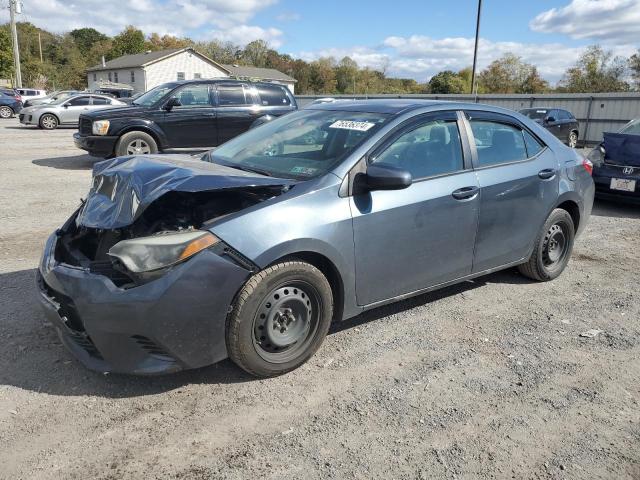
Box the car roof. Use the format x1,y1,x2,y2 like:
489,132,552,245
161,79,291,88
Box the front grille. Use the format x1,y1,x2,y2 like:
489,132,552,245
28,115,32,122
89,260,134,287
79,117,92,135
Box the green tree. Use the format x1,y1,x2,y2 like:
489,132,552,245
335,56,358,93
0,28,13,79
428,70,466,94
242,39,270,67
194,39,239,64
146,33,191,51
69,28,108,55
628,50,640,90
310,57,337,93
559,45,629,93
478,53,548,93
110,26,145,59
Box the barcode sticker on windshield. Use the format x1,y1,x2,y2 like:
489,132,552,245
329,120,375,131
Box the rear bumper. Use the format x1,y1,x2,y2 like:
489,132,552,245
593,164,640,203
37,231,251,375
73,132,118,158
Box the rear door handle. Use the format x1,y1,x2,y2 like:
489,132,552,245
451,186,479,200
538,169,556,180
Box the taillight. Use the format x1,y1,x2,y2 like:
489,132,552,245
582,158,593,175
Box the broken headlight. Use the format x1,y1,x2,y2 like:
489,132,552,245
92,120,110,135
108,230,219,273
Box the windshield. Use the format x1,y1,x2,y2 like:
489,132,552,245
132,84,174,106
49,95,73,105
520,109,548,120
208,109,390,179
620,118,640,136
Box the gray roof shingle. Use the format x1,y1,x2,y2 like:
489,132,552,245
87,48,218,72
222,64,296,83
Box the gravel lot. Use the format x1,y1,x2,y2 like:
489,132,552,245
0,118,639,479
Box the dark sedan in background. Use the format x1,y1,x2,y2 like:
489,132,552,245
0,88,23,118
588,118,640,202
520,108,579,148
39,100,594,377
74,79,297,158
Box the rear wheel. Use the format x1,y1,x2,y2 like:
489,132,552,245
226,261,333,377
39,114,58,130
568,131,578,148
115,131,158,157
0,106,12,118
518,208,575,281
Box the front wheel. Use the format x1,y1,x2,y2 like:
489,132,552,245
226,261,334,377
39,114,58,130
0,106,13,118
518,208,575,281
115,131,158,156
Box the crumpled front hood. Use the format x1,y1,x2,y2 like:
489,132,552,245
76,154,293,229
604,132,640,166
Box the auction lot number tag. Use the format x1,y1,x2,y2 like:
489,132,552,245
329,120,376,131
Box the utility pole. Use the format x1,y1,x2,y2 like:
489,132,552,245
9,0,22,88
38,32,43,63
470,0,482,95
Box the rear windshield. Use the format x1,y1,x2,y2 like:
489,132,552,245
520,109,548,120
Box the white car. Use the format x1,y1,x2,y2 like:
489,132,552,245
19,94,126,130
16,88,47,102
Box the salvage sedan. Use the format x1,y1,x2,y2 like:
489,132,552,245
37,100,595,377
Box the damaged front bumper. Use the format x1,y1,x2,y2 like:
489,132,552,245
37,231,251,375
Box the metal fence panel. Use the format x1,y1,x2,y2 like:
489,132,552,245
295,93,640,145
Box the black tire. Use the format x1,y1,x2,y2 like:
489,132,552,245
226,261,334,377
39,113,58,130
0,106,13,119
518,208,575,281
568,130,578,148
115,131,158,157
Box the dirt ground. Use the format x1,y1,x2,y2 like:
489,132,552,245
0,118,639,480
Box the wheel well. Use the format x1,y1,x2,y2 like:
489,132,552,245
275,252,344,323
557,200,580,231
119,127,161,148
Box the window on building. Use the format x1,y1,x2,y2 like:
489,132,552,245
130,70,135,83
177,72,185,81
194,73,202,79
93,73,97,81
108,72,112,82
114,71,118,83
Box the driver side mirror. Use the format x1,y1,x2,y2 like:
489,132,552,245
163,97,181,111
362,163,412,192
545,115,556,123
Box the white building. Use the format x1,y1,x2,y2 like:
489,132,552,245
86,47,296,94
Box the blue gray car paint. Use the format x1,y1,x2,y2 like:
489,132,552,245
39,100,594,374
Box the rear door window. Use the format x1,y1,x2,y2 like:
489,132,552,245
67,96,91,106
469,120,527,166
257,85,291,106
91,96,110,105
173,84,212,107
217,85,252,106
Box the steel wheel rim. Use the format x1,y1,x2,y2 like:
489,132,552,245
569,133,577,148
0,107,11,118
252,281,321,363
542,223,568,267
126,139,151,155
42,115,56,128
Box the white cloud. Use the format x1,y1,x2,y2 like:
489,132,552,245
530,0,640,43
298,35,636,83
276,12,301,22
210,25,284,48
0,0,281,46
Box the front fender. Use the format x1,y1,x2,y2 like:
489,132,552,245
112,119,168,148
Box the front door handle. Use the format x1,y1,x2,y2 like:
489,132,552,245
451,186,479,200
538,169,556,180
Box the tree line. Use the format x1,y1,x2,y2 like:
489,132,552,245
1,23,639,94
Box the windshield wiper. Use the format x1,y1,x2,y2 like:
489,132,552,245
227,164,274,177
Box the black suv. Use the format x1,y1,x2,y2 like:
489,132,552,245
519,108,579,148
74,79,297,158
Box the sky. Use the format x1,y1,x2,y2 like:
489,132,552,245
2,0,640,84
